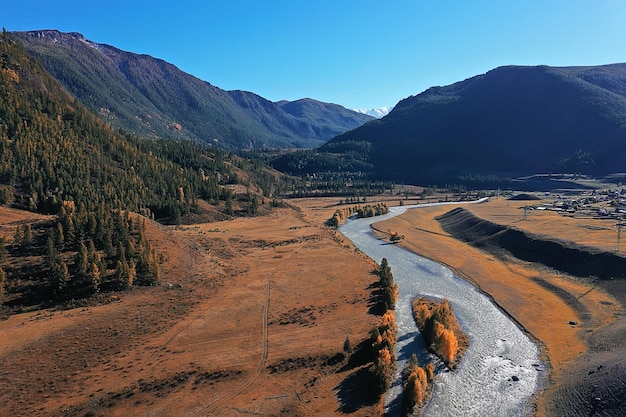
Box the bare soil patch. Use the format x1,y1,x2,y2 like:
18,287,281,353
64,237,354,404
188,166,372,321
0,202,383,416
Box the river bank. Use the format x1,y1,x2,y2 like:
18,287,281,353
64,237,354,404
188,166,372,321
373,198,623,416
340,201,542,416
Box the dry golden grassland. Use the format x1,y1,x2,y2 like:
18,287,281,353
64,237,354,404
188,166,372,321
3,195,622,416
0,201,383,417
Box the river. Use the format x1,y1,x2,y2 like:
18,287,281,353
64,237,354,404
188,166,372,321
339,201,544,417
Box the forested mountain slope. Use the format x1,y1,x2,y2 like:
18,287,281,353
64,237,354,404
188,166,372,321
289,64,626,186
0,30,289,308
13,30,373,150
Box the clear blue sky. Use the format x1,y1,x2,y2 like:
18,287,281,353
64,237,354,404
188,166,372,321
4,1,626,109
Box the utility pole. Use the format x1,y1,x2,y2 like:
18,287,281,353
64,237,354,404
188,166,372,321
616,223,623,252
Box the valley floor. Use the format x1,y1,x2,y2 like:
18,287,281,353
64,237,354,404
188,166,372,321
2,196,624,417
0,202,382,417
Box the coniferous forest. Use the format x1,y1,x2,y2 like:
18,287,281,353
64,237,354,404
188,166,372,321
0,31,286,311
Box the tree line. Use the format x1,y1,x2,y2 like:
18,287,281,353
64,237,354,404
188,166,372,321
325,203,389,228
368,258,399,397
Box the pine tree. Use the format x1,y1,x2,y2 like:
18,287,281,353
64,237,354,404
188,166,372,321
74,242,88,276
343,336,353,356
0,267,6,305
13,225,23,248
378,258,398,310
22,224,33,249
114,260,132,290
87,262,101,294
54,221,64,249
49,259,69,300
87,240,97,263
0,236,7,262
117,240,126,263
128,258,137,286
44,236,58,267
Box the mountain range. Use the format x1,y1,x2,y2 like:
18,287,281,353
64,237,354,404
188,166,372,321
287,63,626,185
352,107,391,118
13,30,373,150
0,31,286,220
11,30,626,188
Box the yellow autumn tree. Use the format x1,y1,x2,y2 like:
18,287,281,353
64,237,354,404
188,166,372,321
425,362,435,381
375,347,395,393
433,320,458,364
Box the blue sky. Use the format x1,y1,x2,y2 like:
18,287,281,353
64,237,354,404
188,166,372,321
4,1,626,109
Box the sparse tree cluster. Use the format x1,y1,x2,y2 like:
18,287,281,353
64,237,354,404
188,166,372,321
325,203,389,228
40,206,159,301
377,258,398,311
412,298,463,367
389,231,405,243
369,310,398,395
401,354,435,415
356,203,389,219
365,258,401,399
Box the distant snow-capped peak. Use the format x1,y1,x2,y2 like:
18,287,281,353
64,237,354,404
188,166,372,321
353,107,391,118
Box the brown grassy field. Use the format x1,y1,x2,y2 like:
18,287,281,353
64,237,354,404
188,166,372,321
0,201,383,417
3,195,623,416
374,197,624,416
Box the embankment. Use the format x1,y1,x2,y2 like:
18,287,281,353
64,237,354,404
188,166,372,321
437,207,626,302
436,207,626,417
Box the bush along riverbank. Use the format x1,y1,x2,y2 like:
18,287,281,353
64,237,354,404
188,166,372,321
325,203,389,228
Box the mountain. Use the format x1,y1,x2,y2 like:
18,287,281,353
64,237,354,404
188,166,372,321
352,107,392,118
12,30,373,150
316,64,626,185
0,30,284,220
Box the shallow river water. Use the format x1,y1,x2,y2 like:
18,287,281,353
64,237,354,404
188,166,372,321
339,201,544,417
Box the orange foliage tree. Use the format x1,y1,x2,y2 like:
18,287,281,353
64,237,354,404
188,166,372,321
401,353,435,415
412,298,464,368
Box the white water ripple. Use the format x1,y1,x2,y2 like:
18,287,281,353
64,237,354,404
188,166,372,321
339,201,544,417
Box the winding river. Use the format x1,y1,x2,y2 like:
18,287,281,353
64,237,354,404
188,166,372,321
339,201,544,417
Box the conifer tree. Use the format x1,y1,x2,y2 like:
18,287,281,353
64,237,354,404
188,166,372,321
13,225,23,248
114,259,133,290
87,261,101,294
378,258,398,310
22,224,33,248
343,336,353,357
48,259,69,299
103,232,114,258
0,267,6,305
74,242,88,276
128,258,137,286
0,236,7,262
86,240,98,265
54,221,64,249
44,236,58,267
